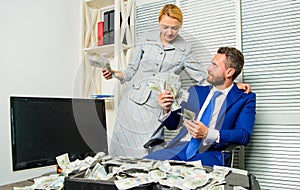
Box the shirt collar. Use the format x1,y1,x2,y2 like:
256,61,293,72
211,83,234,96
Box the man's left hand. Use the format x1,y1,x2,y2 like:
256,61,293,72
184,120,208,139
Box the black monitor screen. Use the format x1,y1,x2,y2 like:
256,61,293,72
10,96,107,171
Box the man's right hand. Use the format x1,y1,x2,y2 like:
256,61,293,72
158,90,174,114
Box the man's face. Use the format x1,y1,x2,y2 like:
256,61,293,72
159,15,181,43
207,53,227,86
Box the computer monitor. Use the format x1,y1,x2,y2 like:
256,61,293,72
10,96,107,171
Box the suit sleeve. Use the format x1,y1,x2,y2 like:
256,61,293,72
162,86,200,130
219,93,256,146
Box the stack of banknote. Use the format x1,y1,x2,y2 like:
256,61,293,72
83,156,229,190
88,54,114,76
13,152,107,190
148,73,185,111
14,153,247,190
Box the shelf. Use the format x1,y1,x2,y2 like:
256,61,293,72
84,0,114,9
84,44,130,55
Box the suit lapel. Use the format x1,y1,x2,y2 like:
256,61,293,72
191,86,210,117
215,84,244,130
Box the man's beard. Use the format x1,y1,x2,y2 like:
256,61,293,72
207,75,225,86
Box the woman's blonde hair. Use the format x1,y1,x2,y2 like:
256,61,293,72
158,4,183,24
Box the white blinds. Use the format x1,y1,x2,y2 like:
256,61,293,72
179,0,241,88
180,0,241,70
241,0,300,189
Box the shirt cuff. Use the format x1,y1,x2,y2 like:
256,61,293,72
158,109,171,123
202,129,220,146
117,71,125,84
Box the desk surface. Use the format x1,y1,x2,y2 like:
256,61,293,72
0,180,34,190
0,166,249,190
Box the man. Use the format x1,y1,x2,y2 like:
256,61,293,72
144,47,256,167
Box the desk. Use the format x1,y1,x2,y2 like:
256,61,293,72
0,173,249,190
0,180,33,190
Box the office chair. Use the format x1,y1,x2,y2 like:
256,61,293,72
221,144,244,168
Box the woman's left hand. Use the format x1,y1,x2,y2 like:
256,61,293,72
237,83,252,94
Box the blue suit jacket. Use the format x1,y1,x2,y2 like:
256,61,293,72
163,83,256,150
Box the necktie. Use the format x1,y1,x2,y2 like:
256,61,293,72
186,91,222,159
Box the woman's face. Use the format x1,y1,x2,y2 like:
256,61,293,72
159,15,182,43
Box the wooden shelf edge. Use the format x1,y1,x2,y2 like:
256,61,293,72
84,44,131,55
84,0,114,9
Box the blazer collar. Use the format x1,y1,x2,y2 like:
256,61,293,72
225,83,245,107
145,30,186,51
215,83,245,130
208,83,242,108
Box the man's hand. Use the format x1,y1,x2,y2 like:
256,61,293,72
158,90,174,114
184,120,208,139
237,83,252,94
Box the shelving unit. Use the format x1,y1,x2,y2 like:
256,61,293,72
81,0,135,149
82,0,135,97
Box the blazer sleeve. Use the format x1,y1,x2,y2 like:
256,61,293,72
121,43,144,83
219,92,256,146
162,109,182,130
162,85,208,130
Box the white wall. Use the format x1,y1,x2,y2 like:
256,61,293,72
0,0,81,185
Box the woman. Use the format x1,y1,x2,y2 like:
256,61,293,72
102,4,249,157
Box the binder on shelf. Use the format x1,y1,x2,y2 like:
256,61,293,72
103,11,109,45
102,9,130,46
97,21,104,46
108,10,115,44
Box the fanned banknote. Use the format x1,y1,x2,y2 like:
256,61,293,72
178,108,196,121
88,55,115,77
148,73,184,111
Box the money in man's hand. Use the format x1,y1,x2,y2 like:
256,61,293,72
178,109,195,120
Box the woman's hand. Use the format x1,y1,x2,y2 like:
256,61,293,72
158,90,174,114
102,68,113,80
102,69,124,81
237,83,252,94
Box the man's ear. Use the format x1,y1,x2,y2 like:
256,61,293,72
226,68,236,78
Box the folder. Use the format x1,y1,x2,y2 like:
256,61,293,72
103,11,109,45
109,10,115,44
97,21,104,46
